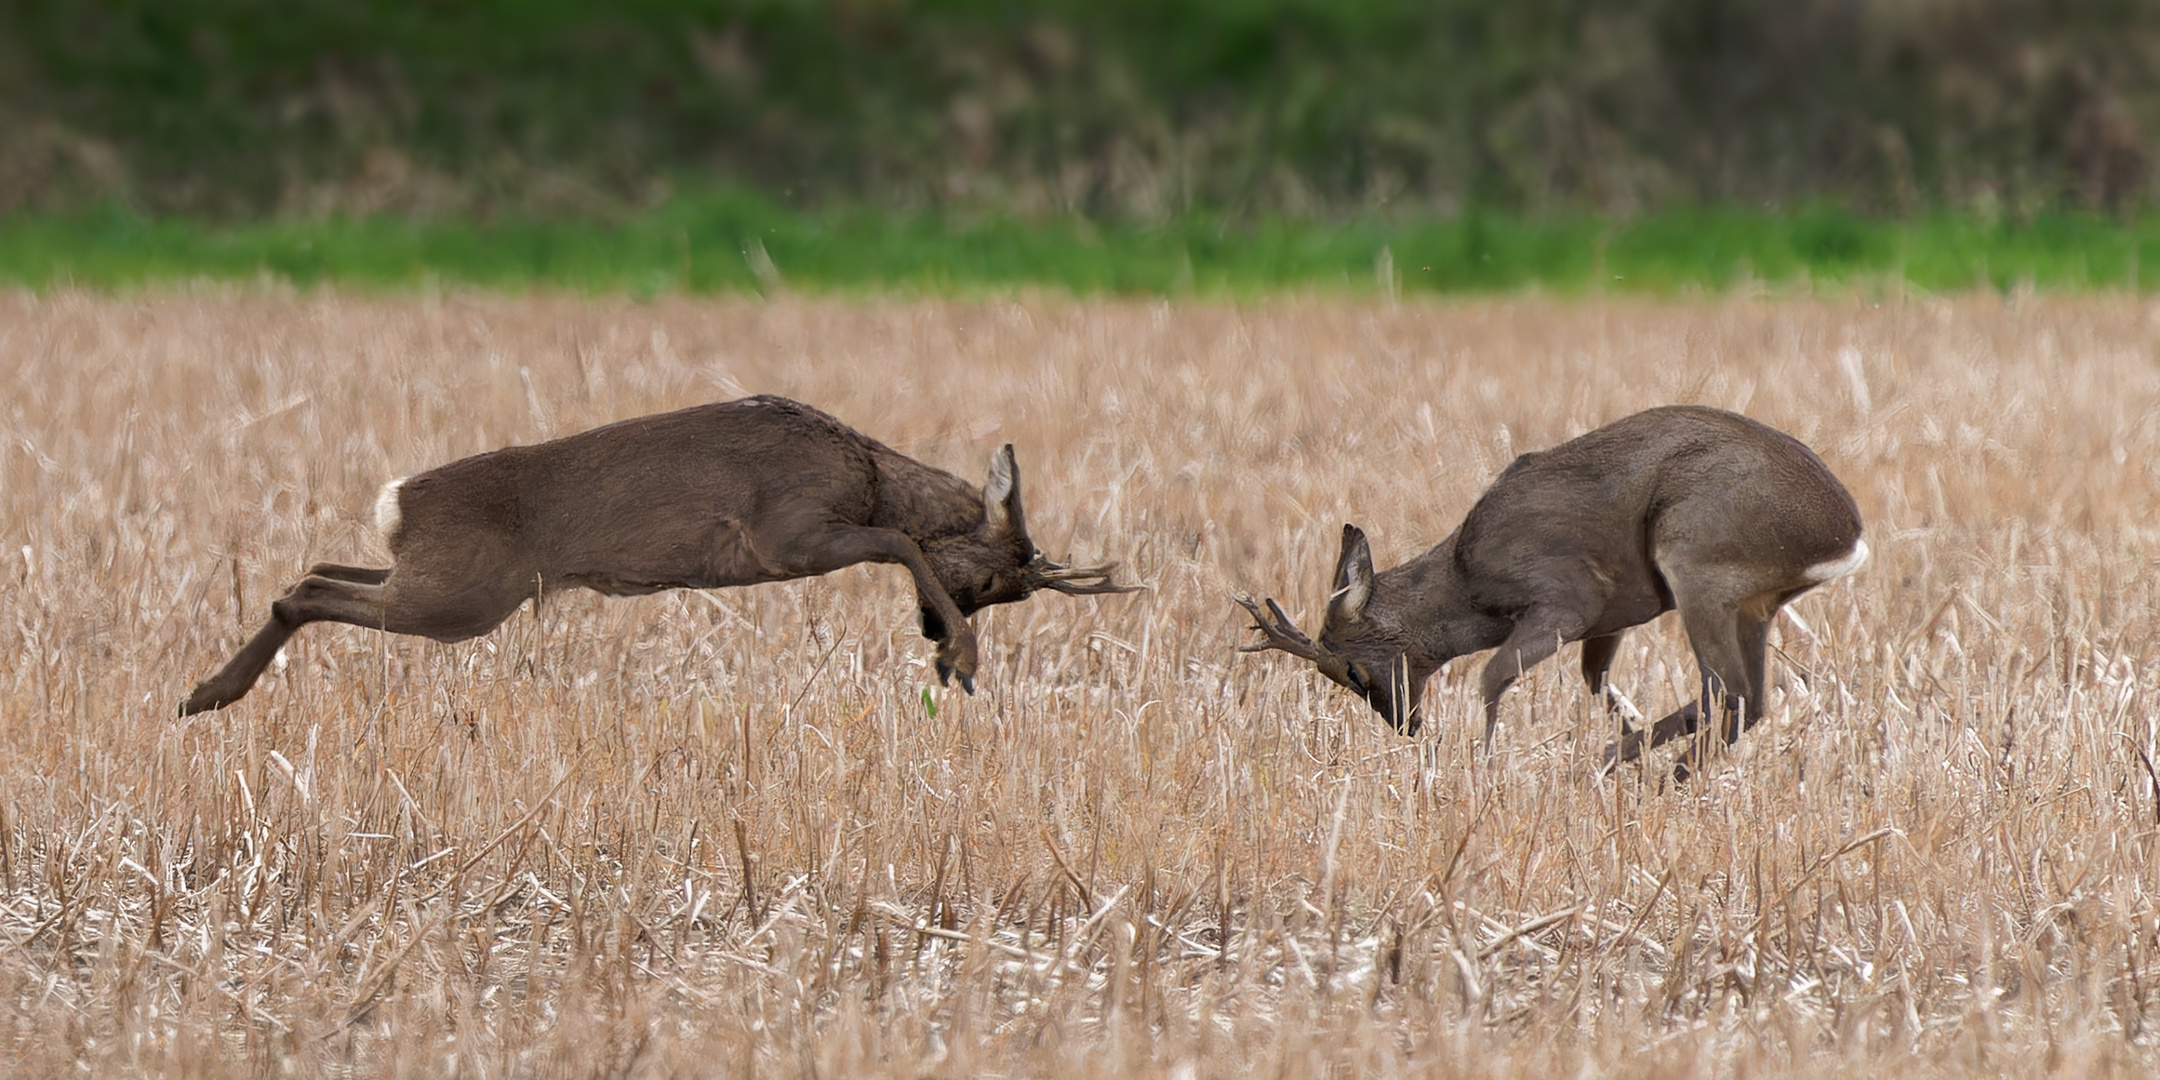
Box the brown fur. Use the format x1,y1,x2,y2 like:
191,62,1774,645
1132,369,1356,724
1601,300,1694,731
181,395,1127,714
1242,405,1865,779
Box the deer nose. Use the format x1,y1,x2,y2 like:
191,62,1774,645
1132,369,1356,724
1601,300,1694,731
1363,683,1419,735
1343,663,1370,697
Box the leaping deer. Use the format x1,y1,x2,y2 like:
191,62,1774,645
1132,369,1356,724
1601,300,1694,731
1237,405,1865,779
182,395,1132,715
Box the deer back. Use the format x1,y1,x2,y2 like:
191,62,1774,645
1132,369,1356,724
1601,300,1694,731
383,397,922,591
1447,406,1861,618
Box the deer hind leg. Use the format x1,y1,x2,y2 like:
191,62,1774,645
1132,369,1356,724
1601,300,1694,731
1667,591,1779,783
180,570,529,715
181,573,395,715
1601,575,1775,776
1477,605,1588,749
1599,593,1741,775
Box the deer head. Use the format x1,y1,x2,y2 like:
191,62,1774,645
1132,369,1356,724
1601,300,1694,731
1238,524,1435,734
919,444,1133,643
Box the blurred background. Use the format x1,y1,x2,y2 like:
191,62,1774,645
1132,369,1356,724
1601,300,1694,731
4,0,2155,291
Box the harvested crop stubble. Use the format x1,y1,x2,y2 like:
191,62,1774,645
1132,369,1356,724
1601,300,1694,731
0,291,2157,1077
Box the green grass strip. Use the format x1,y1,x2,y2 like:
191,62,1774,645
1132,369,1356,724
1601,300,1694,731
3,196,2154,296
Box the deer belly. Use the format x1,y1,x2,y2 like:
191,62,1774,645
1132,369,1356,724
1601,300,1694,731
1585,571,1672,636
548,516,803,596
696,518,798,587
566,575,700,597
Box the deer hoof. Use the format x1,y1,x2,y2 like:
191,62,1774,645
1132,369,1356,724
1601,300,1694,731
178,684,227,717
931,663,976,694
934,636,979,692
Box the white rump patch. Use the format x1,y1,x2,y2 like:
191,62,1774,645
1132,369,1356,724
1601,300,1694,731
374,477,407,541
1803,537,1869,583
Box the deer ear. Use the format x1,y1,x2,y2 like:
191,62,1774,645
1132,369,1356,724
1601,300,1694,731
983,444,1025,535
1329,523,1374,622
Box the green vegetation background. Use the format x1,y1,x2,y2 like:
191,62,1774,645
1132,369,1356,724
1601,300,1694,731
14,199,2157,297
4,1,2156,294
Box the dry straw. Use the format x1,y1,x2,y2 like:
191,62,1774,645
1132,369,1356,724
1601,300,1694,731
0,291,2156,1076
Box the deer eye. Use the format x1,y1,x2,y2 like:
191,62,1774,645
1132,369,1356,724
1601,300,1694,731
1344,663,1371,698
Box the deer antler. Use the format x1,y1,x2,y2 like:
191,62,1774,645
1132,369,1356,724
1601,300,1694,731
1234,595,1328,660
1235,594,1357,688
1028,556,1139,596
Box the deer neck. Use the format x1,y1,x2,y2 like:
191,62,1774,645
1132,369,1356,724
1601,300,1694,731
868,447,985,542
1377,530,1502,667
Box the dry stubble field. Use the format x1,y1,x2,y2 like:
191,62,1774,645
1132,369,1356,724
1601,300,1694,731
1,292,2158,1078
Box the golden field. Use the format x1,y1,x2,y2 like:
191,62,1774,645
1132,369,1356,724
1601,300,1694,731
0,291,2157,1077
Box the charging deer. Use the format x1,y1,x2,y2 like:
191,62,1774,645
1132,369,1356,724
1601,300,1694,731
181,395,1132,715
1237,405,1865,779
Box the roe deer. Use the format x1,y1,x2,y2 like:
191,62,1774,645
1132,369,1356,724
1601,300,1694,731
1236,405,1865,779
181,395,1131,715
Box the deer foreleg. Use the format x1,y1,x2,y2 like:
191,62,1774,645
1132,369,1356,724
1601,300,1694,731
1478,605,1587,749
773,526,980,693
1579,631,1624,714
